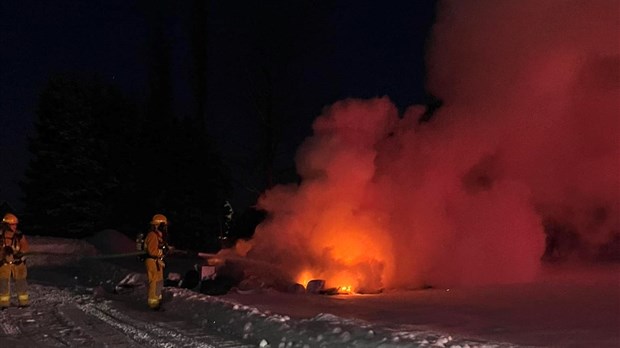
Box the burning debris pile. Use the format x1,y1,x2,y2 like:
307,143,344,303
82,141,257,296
242,0,620,292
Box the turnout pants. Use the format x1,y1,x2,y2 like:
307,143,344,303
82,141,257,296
145,258,164,309
0,263,29,308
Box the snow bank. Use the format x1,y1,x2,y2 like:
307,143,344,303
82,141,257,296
161,287,518,348
28,236,98,255
27,236,98,267
25,230,138,268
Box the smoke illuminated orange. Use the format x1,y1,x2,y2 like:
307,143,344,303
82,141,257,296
251,0,619,290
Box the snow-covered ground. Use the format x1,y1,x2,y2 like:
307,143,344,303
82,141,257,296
2,234,617,348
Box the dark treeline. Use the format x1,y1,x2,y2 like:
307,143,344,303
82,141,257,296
18,74,232,253
15,0,246,253
6,0,327,253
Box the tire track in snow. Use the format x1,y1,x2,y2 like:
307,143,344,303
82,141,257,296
0,311,21,336
57,303,140,347
13,284,253,347
78,301,253,348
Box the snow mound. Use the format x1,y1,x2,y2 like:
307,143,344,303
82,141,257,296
29,236,98,255
27,236,98,266
86,229,136,254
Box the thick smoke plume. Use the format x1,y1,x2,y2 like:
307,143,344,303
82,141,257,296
248,0,620,290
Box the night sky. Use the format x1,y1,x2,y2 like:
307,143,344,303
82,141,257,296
0,0,437,210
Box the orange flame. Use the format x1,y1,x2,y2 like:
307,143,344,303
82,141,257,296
291,209,394,294
296,270,315,288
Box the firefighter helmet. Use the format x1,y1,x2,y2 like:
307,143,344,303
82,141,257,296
2,213,18,225
151,214,167,226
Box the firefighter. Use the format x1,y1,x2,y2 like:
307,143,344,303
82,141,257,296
0,213,29,309
144,214,169,310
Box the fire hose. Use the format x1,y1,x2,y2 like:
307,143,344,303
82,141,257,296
22,249,219,260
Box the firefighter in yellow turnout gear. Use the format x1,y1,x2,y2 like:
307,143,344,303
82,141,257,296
0,213,29,309
144,214,169,310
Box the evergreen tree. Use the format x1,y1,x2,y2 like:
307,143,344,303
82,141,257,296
163,118,231,252
20,75,136,237
133,0,231,252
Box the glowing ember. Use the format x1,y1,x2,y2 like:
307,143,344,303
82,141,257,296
338,285,352,294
